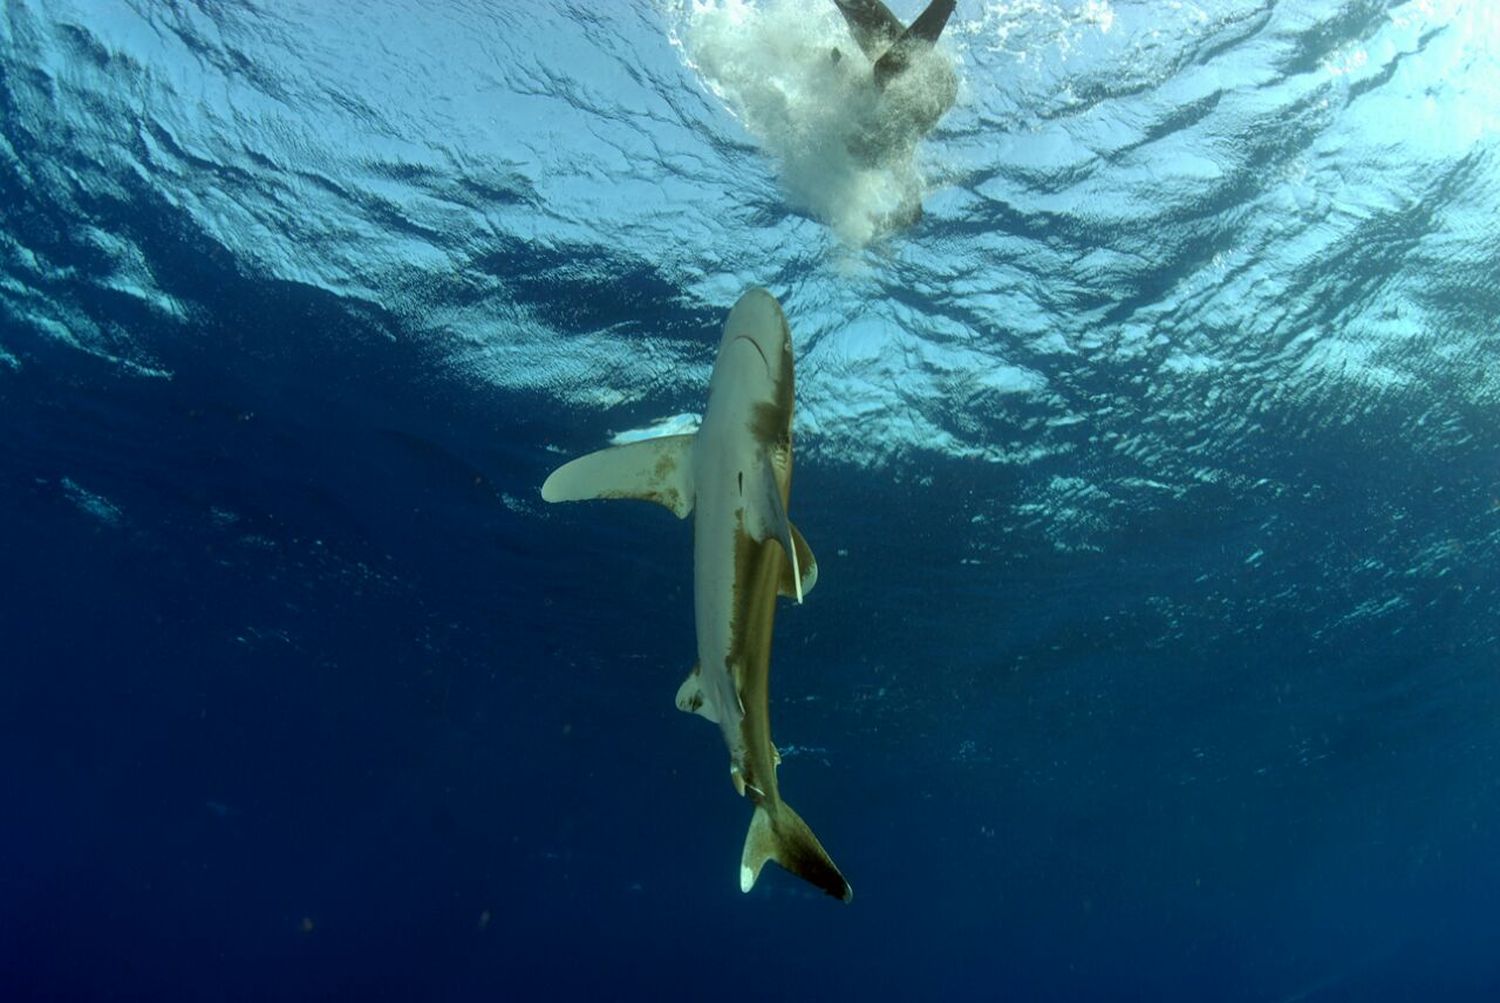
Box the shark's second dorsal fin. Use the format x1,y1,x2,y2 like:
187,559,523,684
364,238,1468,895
675,663,719,724
540,434,695,518
778,523,818,599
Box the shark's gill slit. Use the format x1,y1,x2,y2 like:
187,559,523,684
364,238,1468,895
738,471,744,495
734,335,769,376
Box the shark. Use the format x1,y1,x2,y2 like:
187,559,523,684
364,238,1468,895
540,288,852,903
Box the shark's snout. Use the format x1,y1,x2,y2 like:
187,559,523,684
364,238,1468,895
722,288,790,374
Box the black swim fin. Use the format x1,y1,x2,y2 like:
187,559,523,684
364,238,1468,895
833,0,905,60
872,0,957,89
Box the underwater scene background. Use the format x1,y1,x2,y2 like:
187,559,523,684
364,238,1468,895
2,0,1498,999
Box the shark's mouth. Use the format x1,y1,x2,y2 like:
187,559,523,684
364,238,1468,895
733,335,770,376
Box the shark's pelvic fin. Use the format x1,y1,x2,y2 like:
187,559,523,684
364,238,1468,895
778,523,819,599
674,663,720,723
540,434,695,518
872,0,957,89
739,801,853,903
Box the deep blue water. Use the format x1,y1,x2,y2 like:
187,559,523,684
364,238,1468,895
3,0,1499,999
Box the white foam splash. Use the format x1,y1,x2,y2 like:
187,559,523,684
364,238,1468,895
666,0,958,247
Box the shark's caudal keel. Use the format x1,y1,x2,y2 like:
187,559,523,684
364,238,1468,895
541,288,852,903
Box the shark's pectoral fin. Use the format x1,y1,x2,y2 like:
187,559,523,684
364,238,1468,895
759,460,803,603
740,801,852,903
777,522,818,599
540,434,695,518
872,0,956,89
674,663,719,724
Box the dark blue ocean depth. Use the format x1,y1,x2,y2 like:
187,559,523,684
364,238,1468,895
3,1,1499,1000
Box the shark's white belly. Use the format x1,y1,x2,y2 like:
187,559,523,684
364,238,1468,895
690,423,763,765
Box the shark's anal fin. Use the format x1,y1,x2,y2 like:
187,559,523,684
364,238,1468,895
674,663,719,724
760,459,802,603
778,522,818,600
540,434,695,518
740,801,852,903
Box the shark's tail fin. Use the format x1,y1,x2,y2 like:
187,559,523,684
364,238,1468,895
740,801,853,903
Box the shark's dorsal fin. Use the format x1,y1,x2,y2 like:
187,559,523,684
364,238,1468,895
675,663,719,723
759,459,802,603
872,0,957,89
540,434,695,518
778,522,818,599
